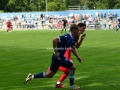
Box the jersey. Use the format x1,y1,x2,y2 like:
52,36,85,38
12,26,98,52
50,33,76,73
64,35,79,60
56,33,76,58
118,19,120,23
71,20,75,24
62,20,67,26
6,21,12,28
118,19,120,27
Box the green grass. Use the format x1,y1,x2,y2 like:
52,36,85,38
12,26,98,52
0,30,120,90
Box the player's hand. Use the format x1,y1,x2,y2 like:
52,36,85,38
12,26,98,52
81,34,86,40
77,56,82,63
55,52,60,60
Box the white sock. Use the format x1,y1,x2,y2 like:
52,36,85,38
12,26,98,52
43,72,46,77
31,75,34,79
57,81,61,84
70,85,75,88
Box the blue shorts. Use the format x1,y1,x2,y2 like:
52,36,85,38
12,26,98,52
118,24,120,28
50,54,73,73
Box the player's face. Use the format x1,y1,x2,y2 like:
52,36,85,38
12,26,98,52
73,28,79,37
79,26,86,34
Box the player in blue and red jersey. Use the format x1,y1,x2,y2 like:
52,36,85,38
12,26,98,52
55,23,86,88
116,18,120,33
24,24,82,90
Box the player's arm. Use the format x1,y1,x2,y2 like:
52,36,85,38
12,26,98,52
53,38,59,59
71,47,82,63
75,34,86,49
53,35,67,59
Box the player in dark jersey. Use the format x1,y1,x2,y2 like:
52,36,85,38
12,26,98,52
116,18,120,33
54,23,86,88
61,18,68,33
24,24,82,90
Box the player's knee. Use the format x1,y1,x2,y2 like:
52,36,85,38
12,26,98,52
45,74,53,78
45,70,55,78
71,65,76,71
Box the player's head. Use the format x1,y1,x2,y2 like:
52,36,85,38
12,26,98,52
78,23,86,34
70,24,79,37
63,17,66,20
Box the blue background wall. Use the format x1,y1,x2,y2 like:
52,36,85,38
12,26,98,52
0,9,120,20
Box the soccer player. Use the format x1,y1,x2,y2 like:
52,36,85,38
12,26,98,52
61,17,68,33
55,23,86,88
116,18,120,33
24,24,82,90
6,19,12,33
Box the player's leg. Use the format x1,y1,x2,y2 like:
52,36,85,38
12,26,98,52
116,25,119,33
24,70,56,84
24,55,60,84
69,64,82,90
116,26,118,33
61,25,65,33
46,67,50,72
6,27,9,33
55,66,69,88
65,27,66,33
64,25,67,33
62,59,81,90
59,58,81,90
7,29,9,33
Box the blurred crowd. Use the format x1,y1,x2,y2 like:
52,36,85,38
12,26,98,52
0,11,119,30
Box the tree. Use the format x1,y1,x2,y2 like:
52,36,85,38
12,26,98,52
0,0,9,11
1,0,120,12
47,1,66,11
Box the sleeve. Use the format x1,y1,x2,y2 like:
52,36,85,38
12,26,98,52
58,35,68,43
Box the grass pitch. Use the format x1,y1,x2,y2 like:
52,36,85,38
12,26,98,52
0,30,120,90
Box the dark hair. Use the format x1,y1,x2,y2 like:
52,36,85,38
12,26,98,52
78,23,86,27
70,24,78,32
41,14,44,18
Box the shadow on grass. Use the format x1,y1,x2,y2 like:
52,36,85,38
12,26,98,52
0,46,120,90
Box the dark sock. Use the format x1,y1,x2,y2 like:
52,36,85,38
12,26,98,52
65,29,66,33
61,29,64,33
34,72,45,79
69,76,74,86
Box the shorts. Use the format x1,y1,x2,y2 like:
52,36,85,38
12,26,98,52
63,24,66,28
50,54,73,73
7,26,11,29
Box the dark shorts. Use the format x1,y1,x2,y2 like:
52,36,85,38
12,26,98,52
63,24,66,28
50,54,73,73
118,24,120,28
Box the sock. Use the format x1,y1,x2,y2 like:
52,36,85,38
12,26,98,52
34,72,46,79
65,29,66,33
61,29,63,33
58,73,69,84
70,85,75,88
57,81,61,84
69,75,75,86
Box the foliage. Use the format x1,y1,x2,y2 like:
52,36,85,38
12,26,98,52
0,0,120,12
0,10,4,13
